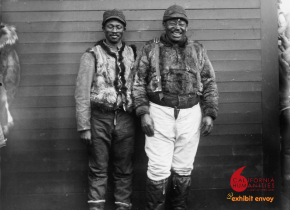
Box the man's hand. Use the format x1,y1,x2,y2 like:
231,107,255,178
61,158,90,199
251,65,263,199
200,116,213,136
79,130,92,145
141,114,155,137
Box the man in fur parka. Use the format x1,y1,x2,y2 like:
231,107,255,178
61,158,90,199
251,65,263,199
133,5,218,210
0,23,20,146
75,10,136,210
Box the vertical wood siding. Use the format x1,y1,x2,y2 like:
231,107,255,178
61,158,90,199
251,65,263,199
0,0,278,209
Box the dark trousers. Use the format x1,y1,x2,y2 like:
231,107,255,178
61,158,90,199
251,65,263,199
88,108,135,204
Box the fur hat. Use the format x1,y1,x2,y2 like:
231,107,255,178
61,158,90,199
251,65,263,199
163,5,188,24
102,9,126,27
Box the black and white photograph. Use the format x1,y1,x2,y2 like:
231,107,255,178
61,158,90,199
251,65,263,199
0,0,287,209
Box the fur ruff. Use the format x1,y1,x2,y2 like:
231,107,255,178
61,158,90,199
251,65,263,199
0,24,18,49
95,40,127,95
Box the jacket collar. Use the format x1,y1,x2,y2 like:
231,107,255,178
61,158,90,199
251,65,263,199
94,39,127,95
95,39,125,54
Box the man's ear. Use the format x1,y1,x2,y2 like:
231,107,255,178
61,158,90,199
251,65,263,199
162,22,166,30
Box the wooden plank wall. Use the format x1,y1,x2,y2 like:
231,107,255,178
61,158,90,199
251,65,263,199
0,0,268,209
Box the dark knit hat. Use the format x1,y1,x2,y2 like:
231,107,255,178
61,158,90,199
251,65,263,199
163,5,188,24
102,9,126,27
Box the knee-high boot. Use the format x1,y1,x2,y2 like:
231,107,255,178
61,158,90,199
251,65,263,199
146,178,168,210
171,174,191,210
88,202,105,210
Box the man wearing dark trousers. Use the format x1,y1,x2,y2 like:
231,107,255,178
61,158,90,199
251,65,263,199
133,5,219,210
75,9,136,210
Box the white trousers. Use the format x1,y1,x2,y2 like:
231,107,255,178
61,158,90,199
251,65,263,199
145,102,202,181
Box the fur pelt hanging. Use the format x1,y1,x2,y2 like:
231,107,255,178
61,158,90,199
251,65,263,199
0,23,20,142
278,4,290,209
0,23,20,103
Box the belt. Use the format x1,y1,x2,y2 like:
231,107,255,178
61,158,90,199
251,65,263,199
148,92,199,109
91,102,123,112
91,105,124,126
148,92,199,119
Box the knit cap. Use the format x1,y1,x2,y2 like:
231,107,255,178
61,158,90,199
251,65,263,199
163,5,188,24
102,9,126,27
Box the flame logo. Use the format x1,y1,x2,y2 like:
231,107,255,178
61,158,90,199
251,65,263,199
230,166,248,192
227,192,233,199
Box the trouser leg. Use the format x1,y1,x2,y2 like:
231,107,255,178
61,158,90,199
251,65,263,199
171,103,201,176
145,102,175,181
113,111,135,209
171,104,202,210
146,178,168,210
145,103,175,210
88,109,113,209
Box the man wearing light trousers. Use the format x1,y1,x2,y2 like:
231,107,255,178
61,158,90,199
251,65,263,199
133,5,219,210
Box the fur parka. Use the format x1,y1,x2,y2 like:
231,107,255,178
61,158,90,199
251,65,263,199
133,34,219,119
0,23,20,104
0,23,20,142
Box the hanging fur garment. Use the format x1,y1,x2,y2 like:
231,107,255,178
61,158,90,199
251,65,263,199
279,12,290,210
0,23,20,142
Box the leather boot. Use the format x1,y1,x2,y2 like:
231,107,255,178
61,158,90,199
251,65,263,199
171,174,191,210
89,202,105,210
115,202,132,210
146,178,168,210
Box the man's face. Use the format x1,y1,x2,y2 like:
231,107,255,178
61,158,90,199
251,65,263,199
163,19,188,43
103,19,125,45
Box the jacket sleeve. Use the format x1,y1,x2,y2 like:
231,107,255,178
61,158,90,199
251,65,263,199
133,45,151,117
75,52,95,131
200,47,219,120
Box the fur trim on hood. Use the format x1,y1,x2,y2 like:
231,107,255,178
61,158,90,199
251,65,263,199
0,23,18,49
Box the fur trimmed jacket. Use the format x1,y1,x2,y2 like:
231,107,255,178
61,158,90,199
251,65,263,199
75,40,136,131
133,34,218,119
